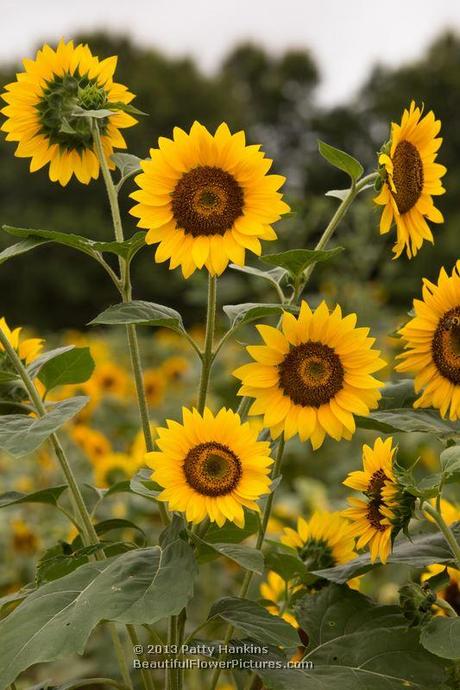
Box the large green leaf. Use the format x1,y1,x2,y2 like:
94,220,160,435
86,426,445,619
248,585,448,689
223,303,298,329
0,396,88,457
208,597,298,647
260,247,343,280
0,238,49,265
0,486,67,509
89,300,184,332
190,533,264,573
0,537,197,688
318,140,364,181
27,346,75,378
314,524,460,584
229,263,286,285
37,347,95,391
356,408,460,437
440,445,460,483
421,617,460,660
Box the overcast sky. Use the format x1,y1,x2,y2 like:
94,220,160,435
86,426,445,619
3,0,460,105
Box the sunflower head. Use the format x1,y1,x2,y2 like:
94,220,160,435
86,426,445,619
233,301,385,449
281,511,357,570
374,101,446,259
260,570,298,628
343,437,414,564
70,424,112,463
1,39,137,185
397,261,460,420
143,368,166,407
130,121,289,278
0,317,44,367
146,407,273,527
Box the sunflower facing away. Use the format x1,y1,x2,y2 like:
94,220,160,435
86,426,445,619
281,511,357,570
374,101,446,259
146,407,273,526
130,121,289,278
233,301,385,449
0,317,43,364
1,39,137,185
397,261,460,420
343,437,403,564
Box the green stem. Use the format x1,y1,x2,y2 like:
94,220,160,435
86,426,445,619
197,274,217,414
108,627,134,690
424,503,460,569
435,597,458,617
209,437,286,690
92,121,169,526
167,615,178,690
127,625,157,690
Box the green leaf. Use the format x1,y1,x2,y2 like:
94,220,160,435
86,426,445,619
89,300,184,332
190,533,264,573
36,543,104,585
421,617,460,660
260,247,344,280
0,238,49,265
208,597,298,647
0,396,88,457
0,370,20,384
264,548,310,582
314,523,460,584
27,346,75,378
95,518,146,545
0,541,197,688
356,408,460,438
0,486,67,509
111,152,143,177
229,263,286,285
71,106,114,119
129,467,162,499
380,379,417,410
205,511,260,543
440,446,460,482
223,303,298,329
318,140,364,181
325,188,349,201
38,347,94,391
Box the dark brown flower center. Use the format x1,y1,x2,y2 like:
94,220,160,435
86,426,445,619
183,441,242,496
367,501,386,532
366,469,391,532
432,308,460,384
171,166,244,237
391,140,424,214
444,580,460,615
278,342,344,407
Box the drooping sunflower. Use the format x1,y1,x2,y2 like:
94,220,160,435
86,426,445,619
233,301,386,449
342,437,413,564
281,511,357,570
374,101,446,259
146,407,273,527
396,262,460,420
1,39,137,185
0,317,43,364
130,121,289,278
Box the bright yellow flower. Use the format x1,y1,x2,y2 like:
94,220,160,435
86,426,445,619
260,571,298,628
11,518,40,554
0,317,43,364
1,39,137,185
143,368,166,407
93,452,137,488
70,424,112,463
146,407,273,527
161,356,190,384
130,121,289,278
281,511,357,569
233,301,385,449
374,101,446,259
342,437,400,564
397,262,460,420
130,422,157,466
91,361,130,399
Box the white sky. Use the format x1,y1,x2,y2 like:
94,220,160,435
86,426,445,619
3,0,460,104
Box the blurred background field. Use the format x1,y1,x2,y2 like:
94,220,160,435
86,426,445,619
1,1,460,685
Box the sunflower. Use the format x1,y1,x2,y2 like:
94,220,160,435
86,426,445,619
161,355,190,384
93,452,138,488
130,121,289,278
11,519,40,555
0,317,43,364
233,301,385,449
374,101,446,259
1,39,137,185
260,571,298,628
281,511,357,570
146,407,273,527
343,437,404,564
143,368,166,407
396,262,460,419
70,424,112,463
92,361,130,399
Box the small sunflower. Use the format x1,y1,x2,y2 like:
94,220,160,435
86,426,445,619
92,361,130,399
161,355,190,384
281,511,357,570
233,301,385,449
130,121,289,278
343,437,413,564
0,317,43,364
1,39,137,185
374,101,446,259
396,262,460,420
143,368,166,407
260,570,298,628
146,407,273,527
70,424,112,463
11,519,40,554
93,452,138,488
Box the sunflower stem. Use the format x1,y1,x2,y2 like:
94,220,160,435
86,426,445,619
435,597,458,617
423,503,460,570
0,328,136,690
92,120,169,527
209,436,286,690
197,274,217,414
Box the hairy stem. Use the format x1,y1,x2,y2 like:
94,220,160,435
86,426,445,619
197,274,217,414
423,503,460,570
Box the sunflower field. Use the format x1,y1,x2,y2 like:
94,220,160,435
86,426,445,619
0,37,459,690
